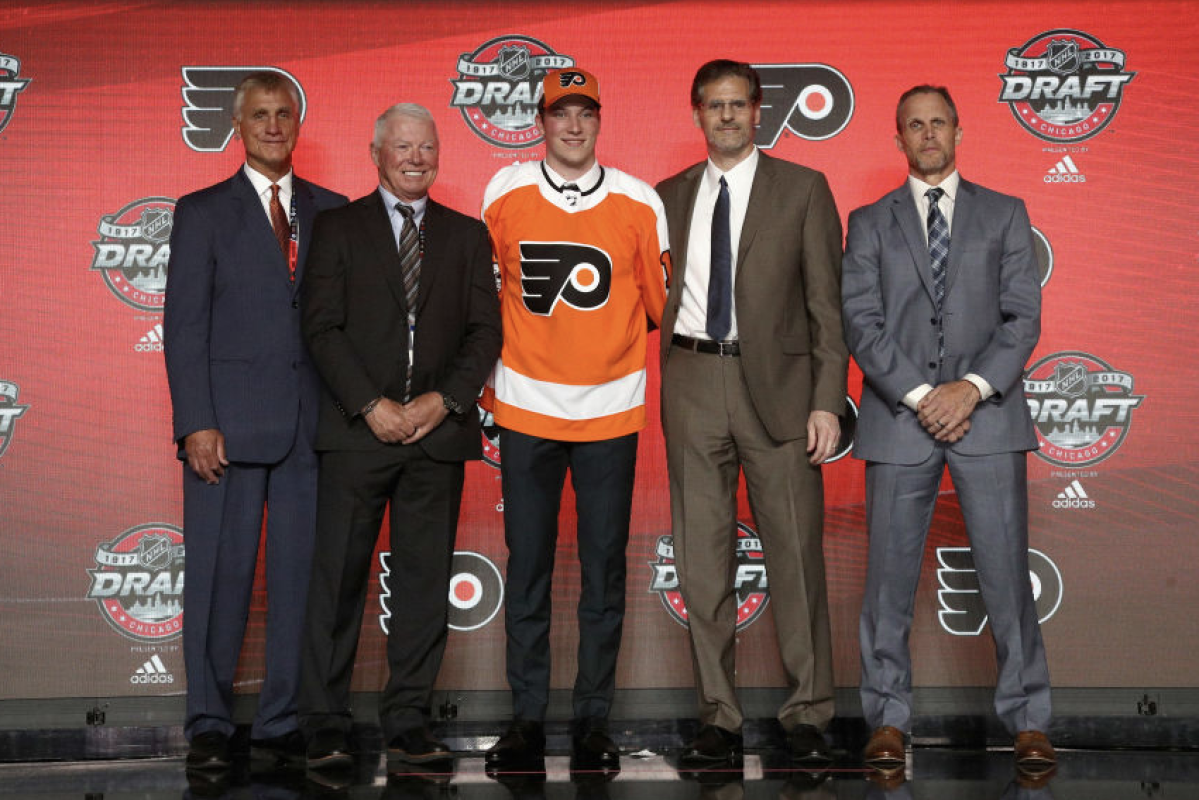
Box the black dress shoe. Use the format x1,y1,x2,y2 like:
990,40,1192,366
680,724,743,766
388,727,454,767
571,725,620,772
485,720,546,770
250,729,306,769
786,723,832,765
186,730,232,771
306,727,353,770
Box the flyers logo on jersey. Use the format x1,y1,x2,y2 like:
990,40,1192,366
519,242,612,315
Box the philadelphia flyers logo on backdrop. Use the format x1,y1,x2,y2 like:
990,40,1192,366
518,241,612,315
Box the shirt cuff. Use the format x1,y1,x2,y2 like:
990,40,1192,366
962,373,994,401
903,383,934,411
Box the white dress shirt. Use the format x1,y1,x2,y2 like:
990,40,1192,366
243,163,293,225
673,147,760,340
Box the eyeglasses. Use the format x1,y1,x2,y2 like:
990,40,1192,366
701,99,751,114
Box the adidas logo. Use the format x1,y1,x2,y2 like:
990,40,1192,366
1044,155,1086,183
1052,479,1095,509
135,323,165,353
130,654,175,685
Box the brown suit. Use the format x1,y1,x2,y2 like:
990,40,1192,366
655,151,847,732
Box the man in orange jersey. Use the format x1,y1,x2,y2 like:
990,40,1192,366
480,68,670,775
656,60,848,768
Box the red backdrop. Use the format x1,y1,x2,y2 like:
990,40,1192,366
2,0,1196,703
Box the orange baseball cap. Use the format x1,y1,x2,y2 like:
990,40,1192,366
541,68,601,109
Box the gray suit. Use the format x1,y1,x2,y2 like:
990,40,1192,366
842,177,1050,735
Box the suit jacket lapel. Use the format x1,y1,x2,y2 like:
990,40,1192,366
293,177,317,288
671,164,704,292
736,154,772,277
414,200,443,317
944,178,977,298
889,184,936,303
232,169,291,282
362,191,410,313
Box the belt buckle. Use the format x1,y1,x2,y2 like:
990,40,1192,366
716,340,736,356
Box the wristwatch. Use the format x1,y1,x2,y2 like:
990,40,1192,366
439,391,465,416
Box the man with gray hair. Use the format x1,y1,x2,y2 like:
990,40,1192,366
298,103,501,772
166,70,346,773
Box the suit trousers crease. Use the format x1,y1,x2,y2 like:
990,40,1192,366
662,346,835,733
859,448,1051,734
499,429,638,723
183,417,318,741
299,445,463,740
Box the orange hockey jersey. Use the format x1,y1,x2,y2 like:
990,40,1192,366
481,160,670,442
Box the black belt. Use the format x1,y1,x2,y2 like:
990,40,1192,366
672,333,740,356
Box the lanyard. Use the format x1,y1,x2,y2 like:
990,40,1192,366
286,189,298,281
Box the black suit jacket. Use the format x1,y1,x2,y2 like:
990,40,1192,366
301,191,501,461
164,170,347,462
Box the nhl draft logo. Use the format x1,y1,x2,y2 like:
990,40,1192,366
451,35,575,148
181,66,306,152
936,547,1062,635
0,53,31,134
753,64,854,148
91,197,175,312
0,380,30,460
480,407,501,468
1024,351,1144,467
998,29,1135,143
379,550,504,633
87,524,185,642
649,523,769,631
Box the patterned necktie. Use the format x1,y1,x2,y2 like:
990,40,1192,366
396,203,420,313
706,176,732,341
397,203,421,401
269,183,290,267
925,186,949,308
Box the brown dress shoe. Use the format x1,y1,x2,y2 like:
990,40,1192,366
863,726,906,769
1014,730,1056,772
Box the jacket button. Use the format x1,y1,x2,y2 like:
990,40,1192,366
928,362,937,369
292,299,299,309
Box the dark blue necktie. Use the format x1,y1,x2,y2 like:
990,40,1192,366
706,176,732,341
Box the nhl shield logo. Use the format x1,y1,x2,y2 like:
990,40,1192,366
1045,39,1081,75
497,45,531,80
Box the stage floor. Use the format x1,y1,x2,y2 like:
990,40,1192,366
2,746,1197,798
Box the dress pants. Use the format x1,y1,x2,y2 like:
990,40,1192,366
182,422,318,741
662,346,834,733
499,428,638,722
299,445,463,741
859,448,1052,735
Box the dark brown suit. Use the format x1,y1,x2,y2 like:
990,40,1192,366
656,151,847,733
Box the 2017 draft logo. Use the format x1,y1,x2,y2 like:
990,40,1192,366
379,550,503,633
753,64,854,148
181,66,306,152
451,35,575,148
827,395,858,463
1024,351,1144,467
0,53,31,134
91,197,175,312
87,524,185,643
649,523,769,631
936,547,1062,635
998,29,1135,143
0,380,30,460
